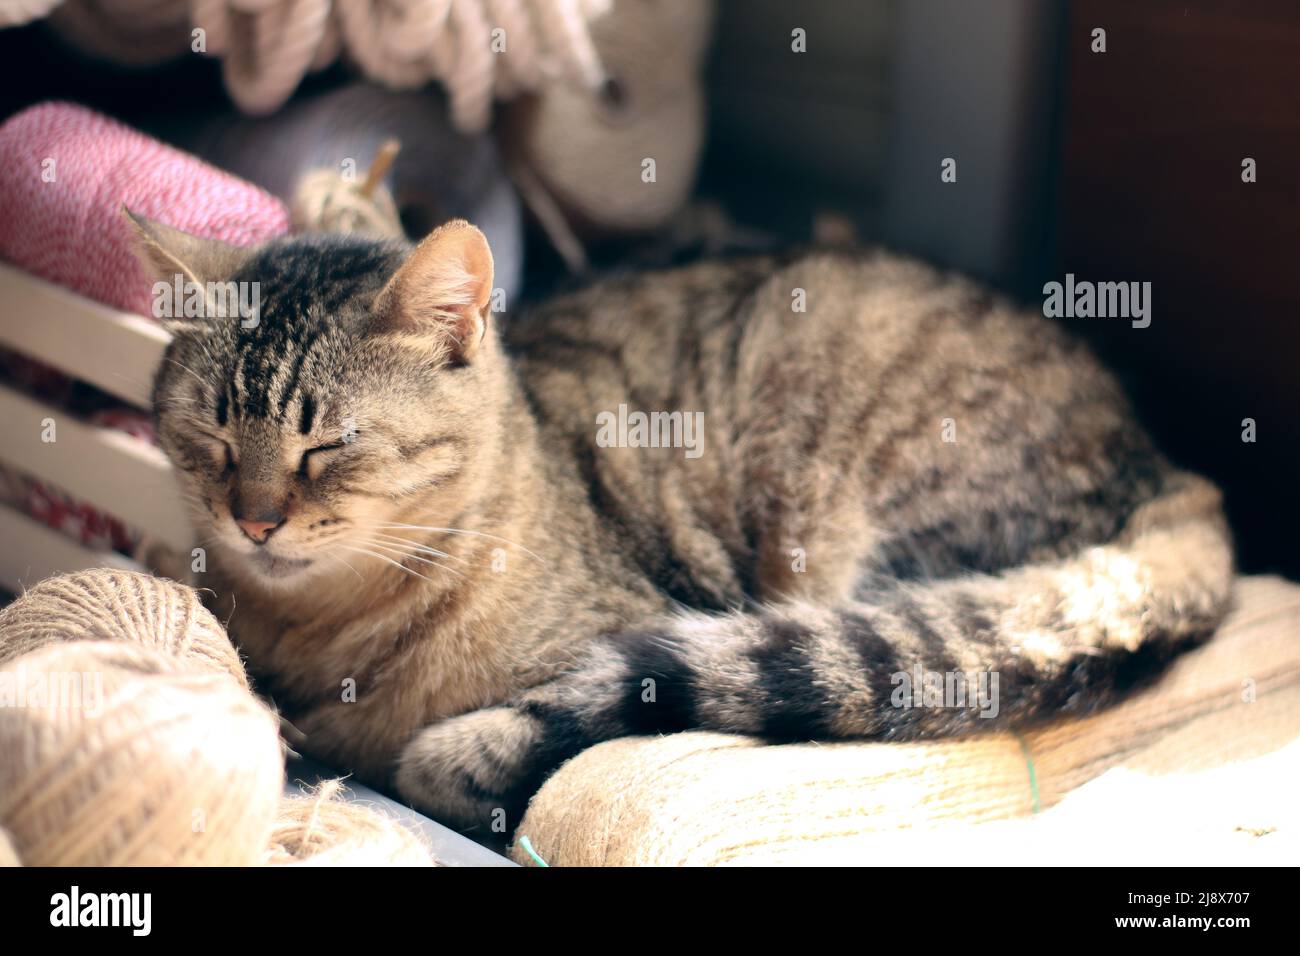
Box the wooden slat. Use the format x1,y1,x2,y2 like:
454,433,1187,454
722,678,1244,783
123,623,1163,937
0,505,142,594
0,384,192,551
0,262,171,409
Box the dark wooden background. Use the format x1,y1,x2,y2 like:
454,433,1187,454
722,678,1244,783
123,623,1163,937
1059,0,1300,579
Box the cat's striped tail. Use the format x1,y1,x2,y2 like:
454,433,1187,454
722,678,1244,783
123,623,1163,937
396,471,1233,830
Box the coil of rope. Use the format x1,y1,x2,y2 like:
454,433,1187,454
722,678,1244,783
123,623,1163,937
0,0,611,132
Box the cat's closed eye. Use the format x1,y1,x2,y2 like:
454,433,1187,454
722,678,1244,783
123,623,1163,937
300,442,346,480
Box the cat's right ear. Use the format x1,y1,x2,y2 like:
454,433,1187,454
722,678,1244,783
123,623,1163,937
371,219,495,364
122,207,252,292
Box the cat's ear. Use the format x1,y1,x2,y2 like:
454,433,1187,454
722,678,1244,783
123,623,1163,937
372,219,494,363
122,207,252,290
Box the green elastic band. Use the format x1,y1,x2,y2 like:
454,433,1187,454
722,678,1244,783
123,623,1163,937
518,834,550,867
1015,733,1042,814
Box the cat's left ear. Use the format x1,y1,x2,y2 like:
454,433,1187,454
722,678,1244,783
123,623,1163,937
372,219,494,363
122,207,253,291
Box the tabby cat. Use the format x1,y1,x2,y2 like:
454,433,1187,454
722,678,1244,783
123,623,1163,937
130,212,1234,833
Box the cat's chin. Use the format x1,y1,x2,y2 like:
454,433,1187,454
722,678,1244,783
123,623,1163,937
242,548,317,583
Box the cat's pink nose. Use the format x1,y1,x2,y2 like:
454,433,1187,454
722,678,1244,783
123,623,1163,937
236,517,281,543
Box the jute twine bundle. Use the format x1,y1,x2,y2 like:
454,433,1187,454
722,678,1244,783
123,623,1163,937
290,138,405,240
269,780,435,867
0,569,437,866
0,640,283,865
513,576,1300,866
0,568,248,688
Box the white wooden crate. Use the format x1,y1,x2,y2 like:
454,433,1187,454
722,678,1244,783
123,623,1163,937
0,263,187,593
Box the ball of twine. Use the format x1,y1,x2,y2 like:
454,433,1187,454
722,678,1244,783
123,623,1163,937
0,569,438,866
267,780,437,866
291,169,404,239
291,139,405,240
0,569,249,689
0,640,284,865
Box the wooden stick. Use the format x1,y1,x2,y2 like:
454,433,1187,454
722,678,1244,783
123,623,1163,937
360,139,402,198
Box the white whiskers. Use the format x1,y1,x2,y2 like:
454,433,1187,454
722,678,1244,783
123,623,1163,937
336,544,434,584
355,537,466,580
370,532,469,565
375,522,544,563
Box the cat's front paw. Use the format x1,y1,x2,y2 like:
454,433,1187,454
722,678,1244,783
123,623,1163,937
394,706,544,835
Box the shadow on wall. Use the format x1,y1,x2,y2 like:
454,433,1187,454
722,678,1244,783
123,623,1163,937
703,0,1064,297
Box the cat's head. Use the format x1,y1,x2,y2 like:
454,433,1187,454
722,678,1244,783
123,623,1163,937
128,211,505,587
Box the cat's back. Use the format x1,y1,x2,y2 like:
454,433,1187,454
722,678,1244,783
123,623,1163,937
501,246,1153,597
504,252,783,364
504,247,1097,424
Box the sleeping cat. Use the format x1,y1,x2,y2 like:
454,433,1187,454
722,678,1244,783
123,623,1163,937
129,212,1233,833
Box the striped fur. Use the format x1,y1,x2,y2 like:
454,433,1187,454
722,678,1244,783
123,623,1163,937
138,220,1235,836
398,472,1230,826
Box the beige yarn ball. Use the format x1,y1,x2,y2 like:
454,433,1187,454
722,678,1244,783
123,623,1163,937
0,570,248,689
267,781,437,867
0,568,443,867
0,641,283,866
291,170,405,240
501,0,712,236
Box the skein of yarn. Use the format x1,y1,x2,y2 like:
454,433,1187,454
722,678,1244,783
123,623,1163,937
268,780,437,866
214,0,610,128
0,640,284,866
291,139,405,239
0,568,440,866
1,0,612,132
0,102,289,318
0,569,250,689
